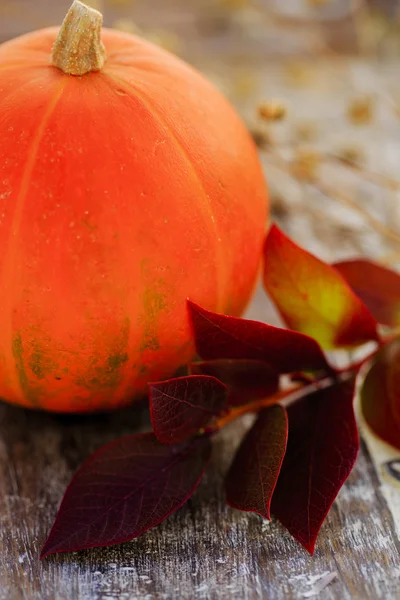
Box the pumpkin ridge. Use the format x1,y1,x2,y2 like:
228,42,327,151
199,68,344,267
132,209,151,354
0,64,44,73
3,77,68,407
103,71,228,314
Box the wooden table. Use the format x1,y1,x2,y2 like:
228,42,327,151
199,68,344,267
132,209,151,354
1,1,400,598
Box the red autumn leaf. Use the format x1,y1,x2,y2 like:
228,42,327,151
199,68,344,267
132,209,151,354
387,343,400,428
263,225,378,349
335,259,400,327
190,359,279,406
225,404,288,518
271,379,359,554
41,433,211,558
361,342,400,449
149,375,228,444
187,300,330,374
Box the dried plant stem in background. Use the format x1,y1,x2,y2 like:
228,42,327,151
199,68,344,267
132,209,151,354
327,153,400,191
262,147,400,248
311,178,400,245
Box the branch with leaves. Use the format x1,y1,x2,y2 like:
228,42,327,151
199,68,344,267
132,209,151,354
41,225,400,559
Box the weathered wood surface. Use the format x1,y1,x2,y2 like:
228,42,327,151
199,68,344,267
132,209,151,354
1,1,400,599
1,299,399,600
0,377,400,600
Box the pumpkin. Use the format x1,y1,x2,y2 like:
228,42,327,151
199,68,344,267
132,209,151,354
0,1,268,413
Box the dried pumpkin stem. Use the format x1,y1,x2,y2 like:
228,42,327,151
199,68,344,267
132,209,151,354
52,0,106,76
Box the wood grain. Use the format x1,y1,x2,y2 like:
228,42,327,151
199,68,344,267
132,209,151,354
1,1,400,598
0,370,399,600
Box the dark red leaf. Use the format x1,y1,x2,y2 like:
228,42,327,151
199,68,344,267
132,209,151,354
335,259,400,327
149,375,228,444
263,225,379,348
187,300,330,374
190,359,279,406
41,433,211,558
226,404,288,518
387,342,400,428
271,379,359,554
361,342,400,449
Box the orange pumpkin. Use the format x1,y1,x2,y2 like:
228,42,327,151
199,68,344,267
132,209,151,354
0,1,268,413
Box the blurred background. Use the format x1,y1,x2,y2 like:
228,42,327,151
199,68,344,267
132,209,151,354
1,0,400,265
1,0,400,57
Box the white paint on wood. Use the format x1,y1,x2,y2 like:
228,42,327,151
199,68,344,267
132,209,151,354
301,571,338,598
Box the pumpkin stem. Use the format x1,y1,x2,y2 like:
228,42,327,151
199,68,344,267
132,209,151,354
52,0,106,76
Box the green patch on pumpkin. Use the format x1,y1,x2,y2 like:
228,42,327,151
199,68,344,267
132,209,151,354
12,333,44,407
75,317,130,392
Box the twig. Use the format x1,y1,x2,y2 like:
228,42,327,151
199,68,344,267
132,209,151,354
210,370,356,433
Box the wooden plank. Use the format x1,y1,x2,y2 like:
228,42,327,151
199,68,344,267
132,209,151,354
0,356,399,600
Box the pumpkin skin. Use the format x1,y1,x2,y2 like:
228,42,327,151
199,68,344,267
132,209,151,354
0,27,268,413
